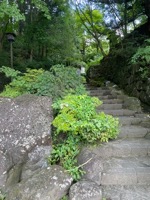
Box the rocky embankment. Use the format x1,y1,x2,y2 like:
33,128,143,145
0,85,150,200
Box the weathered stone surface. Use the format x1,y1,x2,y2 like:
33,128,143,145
102,185,150,200
106,85,142,112
21,145,52,181
91,138,150,158
5,145,52,189
123,96,142,112
78,148,103,185
69,180,102,200
99,103,123,110
0,94,53,188
119,125,150,138
6,165,73,200
98,109,135,116
101,157,150,185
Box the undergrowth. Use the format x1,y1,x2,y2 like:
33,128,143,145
131,39,150,79
0,65,87,100
48,94,119,181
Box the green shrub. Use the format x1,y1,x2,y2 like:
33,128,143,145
52,94,119,142
0,67,44,97
49,94,119,180
0,65,87,99
0,66,21,79
35,64,87,100
131,39,150,79
131,39,150,65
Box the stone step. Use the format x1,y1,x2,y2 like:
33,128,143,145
91,138,150,158
86,86,108,91
119,125,150,138
118,116,146,126
86,85,150,198
97,109,135,116
102,99,123,104
99,103,123,110
101,157,150,185
89,90,112,96
91,94,117,99
135,113,150,118
102,185,150,200
141,121,150,128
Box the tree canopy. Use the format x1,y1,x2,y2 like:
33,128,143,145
0,0,149,70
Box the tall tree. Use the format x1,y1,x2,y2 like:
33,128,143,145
13,0,77,65
75,0,108,57
88,0,150,36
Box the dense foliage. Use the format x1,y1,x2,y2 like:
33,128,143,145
52,94,119,142
0,65,86,100
49,94,119,180
131,39,150,79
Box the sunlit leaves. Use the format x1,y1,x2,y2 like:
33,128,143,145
0,0,25,21
52,94,119,142
32,0,51,19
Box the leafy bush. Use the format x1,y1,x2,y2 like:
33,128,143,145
131,39,150,79
131,39,150,65
0,67,44,97
35,64,87,100
0,66,21,79
49,94,119,180
52,94,119,142
0,65,87,99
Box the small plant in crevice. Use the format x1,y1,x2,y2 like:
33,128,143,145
48,134,85,181
0,190,5,200
48,94,119,181
61,196,68,200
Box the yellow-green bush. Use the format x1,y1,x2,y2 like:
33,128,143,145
49,94,119,180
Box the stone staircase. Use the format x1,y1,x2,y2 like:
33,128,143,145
86,84,150,200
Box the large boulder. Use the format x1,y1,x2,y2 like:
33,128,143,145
77,148,103,185
109,84,142,112
69,180,102,200
0,94,53,189
6,165,73,200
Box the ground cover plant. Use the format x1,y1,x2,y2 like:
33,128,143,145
48,94,119,180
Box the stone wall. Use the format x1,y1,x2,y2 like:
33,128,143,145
88,59,150,107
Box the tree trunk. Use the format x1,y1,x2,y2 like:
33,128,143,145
30,48,33,62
